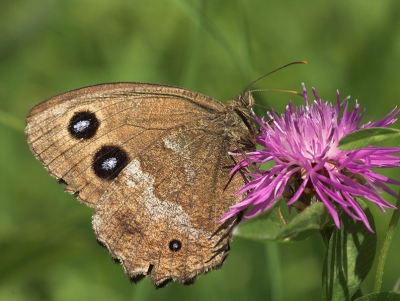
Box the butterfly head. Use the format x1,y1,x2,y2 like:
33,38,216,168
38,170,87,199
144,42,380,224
238,91,255,109
226,91,255,111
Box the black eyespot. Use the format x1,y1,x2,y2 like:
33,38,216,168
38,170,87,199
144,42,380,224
93,145,129,180
68,111,99,140
169,239,182,252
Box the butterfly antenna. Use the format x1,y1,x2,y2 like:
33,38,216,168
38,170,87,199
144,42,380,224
242,60,307,93
249,89,303,106
251,88,302,96
250,89,303,110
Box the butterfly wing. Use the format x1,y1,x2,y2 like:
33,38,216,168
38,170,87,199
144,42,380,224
25,83,253,287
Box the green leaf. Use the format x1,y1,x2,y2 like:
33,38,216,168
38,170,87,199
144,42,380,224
234,202,332,242
354,291,400,301
374,193,400,292
322,199,377,301
338,127,400,150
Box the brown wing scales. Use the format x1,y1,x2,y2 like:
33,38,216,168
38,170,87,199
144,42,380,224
25,83,254,287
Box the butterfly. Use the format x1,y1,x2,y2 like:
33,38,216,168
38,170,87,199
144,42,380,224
25,82,257,287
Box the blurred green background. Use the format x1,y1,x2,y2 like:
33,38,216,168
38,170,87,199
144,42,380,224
1,0,400,300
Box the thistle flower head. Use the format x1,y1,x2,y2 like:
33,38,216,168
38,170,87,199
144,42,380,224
222,84,400,231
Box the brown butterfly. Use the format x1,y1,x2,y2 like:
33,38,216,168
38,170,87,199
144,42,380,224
25,82,257,287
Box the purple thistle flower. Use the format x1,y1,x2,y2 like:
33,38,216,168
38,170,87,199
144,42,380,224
222,84,400,231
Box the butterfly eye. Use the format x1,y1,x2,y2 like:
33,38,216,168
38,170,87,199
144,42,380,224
169,239,182,252
68,111,99,140
92,145,129,180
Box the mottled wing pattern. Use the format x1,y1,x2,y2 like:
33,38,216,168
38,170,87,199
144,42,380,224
25,83,252,287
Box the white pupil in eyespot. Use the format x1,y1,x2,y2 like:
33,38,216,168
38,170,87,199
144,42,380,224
73,120,90,132
102,157,117,170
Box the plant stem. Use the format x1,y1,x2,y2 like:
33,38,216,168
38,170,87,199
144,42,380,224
373,192,400,292
320,226,334,248
265,243,282,301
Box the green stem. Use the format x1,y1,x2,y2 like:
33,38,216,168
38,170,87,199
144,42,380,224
265,243,282,301
373,192,400,292
320,226,334,248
